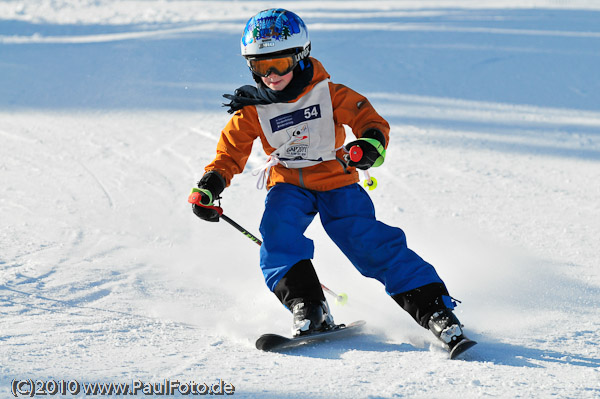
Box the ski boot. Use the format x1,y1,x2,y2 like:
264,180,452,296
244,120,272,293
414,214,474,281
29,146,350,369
428,308,477,359
292,300,336,337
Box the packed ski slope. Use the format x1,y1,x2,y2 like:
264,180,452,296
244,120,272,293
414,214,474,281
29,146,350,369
1,1,599,398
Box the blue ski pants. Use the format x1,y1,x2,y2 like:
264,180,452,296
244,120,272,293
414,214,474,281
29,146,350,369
259,183,444,295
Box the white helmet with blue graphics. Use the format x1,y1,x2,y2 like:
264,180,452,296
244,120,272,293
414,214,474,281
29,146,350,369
241,9,311,77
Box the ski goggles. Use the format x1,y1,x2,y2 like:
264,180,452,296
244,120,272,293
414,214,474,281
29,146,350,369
246,54,298,77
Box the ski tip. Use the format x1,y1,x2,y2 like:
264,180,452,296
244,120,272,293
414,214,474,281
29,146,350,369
449,338,477,360
256,334,290,352
255,320,367,352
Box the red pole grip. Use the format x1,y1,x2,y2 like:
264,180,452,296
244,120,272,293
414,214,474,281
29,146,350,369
349,145,363,162
188,191,203,205
188,192,223,215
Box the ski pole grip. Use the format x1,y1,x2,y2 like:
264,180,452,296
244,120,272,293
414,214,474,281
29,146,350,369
188,188,224,215
349,145,363,162
189,187,213,206
188,191,202,205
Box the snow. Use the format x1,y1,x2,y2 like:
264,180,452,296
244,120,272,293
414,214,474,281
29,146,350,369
1,1,599,398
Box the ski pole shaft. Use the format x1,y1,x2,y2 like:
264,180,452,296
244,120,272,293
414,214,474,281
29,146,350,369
220,214,262,246
321,284,341,300
321,284,349,305
363,170,375,187
188,189,262,245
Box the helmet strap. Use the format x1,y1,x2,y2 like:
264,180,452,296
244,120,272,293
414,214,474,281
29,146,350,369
295,44,311,71
298,59,305,71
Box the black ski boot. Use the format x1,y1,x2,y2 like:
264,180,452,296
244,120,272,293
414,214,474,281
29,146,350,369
428,308,477,359
292,300,335,337
272,259,337,337
392,283,476,359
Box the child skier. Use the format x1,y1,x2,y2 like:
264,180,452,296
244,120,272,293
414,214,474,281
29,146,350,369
191,8,474,355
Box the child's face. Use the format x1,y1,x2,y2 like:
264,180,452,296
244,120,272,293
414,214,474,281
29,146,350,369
261,71,294,91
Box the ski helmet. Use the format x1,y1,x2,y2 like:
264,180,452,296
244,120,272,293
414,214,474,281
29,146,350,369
241,9,311,61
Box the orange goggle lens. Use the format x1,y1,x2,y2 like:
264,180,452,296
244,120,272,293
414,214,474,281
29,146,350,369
248,55,297,77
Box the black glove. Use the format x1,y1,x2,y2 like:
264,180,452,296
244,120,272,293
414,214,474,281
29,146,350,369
192,203,220,222
344,129,386,170
192,171,226,222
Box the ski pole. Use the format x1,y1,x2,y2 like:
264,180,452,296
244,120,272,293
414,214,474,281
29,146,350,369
348,145,378,190
188,190,261,245
189,189,348,305
320,284,349,305
220,214,262,246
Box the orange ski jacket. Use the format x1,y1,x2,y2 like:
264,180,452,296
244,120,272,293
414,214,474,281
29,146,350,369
205,58,390,192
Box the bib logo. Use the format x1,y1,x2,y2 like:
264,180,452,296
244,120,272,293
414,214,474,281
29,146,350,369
285,124,310,158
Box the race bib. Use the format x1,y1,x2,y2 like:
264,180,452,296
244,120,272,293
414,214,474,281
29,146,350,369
256,80,336,168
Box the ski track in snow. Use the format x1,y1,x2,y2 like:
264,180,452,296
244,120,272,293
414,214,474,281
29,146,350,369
1,1,600,398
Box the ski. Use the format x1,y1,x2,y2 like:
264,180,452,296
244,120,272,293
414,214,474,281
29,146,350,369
256,320,366,352
448,337,477,360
